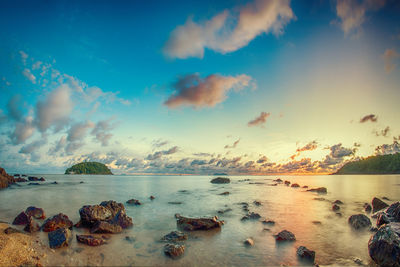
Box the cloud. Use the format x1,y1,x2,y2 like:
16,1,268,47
10,116,35,145
32,61,42,70
67,121,95,142
296,140,318,152
360,114,377,123
224,139,240,149
48,136,67,155
257,155,268,164
152,139,169,148
19,138,47,154
248,112,270,127
91,118,115,146
22,69,36,84
164,0,294,58
35,84,73,132
146,146,179,160
375,141,400,155
65,141,85,155
334,0,385,36
164,73,252,108
383,49,399,73
330,143,355,158
19,51,28,65
7,95,23,121
375,126,390,137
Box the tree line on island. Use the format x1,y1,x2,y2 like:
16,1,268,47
335,153,400,175
65,162,113,175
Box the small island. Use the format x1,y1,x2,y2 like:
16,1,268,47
65,162,113,175
335,153,400,174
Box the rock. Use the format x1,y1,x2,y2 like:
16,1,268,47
336,212,343,217
284,180,290,186
291,183,300,188
275,230,296,241
370,227,378,232
297,246,315,262
125,236,136,243
377,213,390,227
364,203,372,213
80,181,84,184
219,191,230,195
168,202,182,205
312,221,322,225
39,177,45,181
25,206,46,219
51,181,58,184
90,221,123,234
76,234,106,246
348,214,371,229
353,258,364,265
161,231,187,242
261,219,275,225
241,212,261,221
48,228,71,249
79,205,113,225
386,202,400,222
372,197,389,213
302,185,308,188
14,177,28,182
253,200,261,206
12,211,30,225
307,187,327,194
176,215,224,231
164,243,185,259
333,200,343,205
313,197,325,201
42,213,73,232
100,200,125,217
109,211,133,229
150,195,155,200
0,167,15,189
332,204,340,211
273,178,283,183
24,217,40,233
383,197,390,201
126,199,141,205
4,227,22,234
217,208,232,214
28,176,40,181
210,177,230,184
368,223,400,267
244,238,254,246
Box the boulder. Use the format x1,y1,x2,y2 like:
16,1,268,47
79,205,113,225
176,214,224,231
168,202,182,205
90,221,123,234
372,197,389,213
210,177,230,184
48,228,71,249
39,177,45,181
297,246,315,262
377,213,391,227
348,214,371,230
307,187,327,194
109,211,133,229
14,177,28,182
12,211,30,225
126,199,141,205
99,200,125,217
42,213,73,232
332,204,340,211
368,223,400,267
25,206,46,219
161,231,187,242
275,230,296,241
386,202,400,222
291,183,300,188
364,203,372,213
273,178,283,183
28,176,40,181
302,185,308,188
164,243,185,259
24,217,40,233
284,180,290,186
333,200,343,205
242,212,261,221
244,238,254,246
76,234,106,246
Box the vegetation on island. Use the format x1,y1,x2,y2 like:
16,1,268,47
65,162,113,175
335,153,400,174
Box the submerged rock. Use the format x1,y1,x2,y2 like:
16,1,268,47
291,183,300,188
4,227,22,234
14,177,28,182
273,178,283,183
364,203,372,213
386,202,400,222
176,214,223,231
48,228,71,249
244,238,254,246
25,206,46,219
333,200,343,205
261,219,275,225
168,201,182,205
275,230,296,241
241,212,261,221
210,177,230,184
372,197,389,213
253,200,262,206
161,231,187,242
42,213,73,232
302,185,309,188
24,217,40,233
313,197,326,201
219,191,230,195
76,234,106,246
368,223,400,267
28,176,40,181
284,180,290,186
307,187,327,194
126,199,141,205
217,208,232,214
332,204,340,211
297,246,315,262
90,221,123,234
150,195,155,200
164,243,185,259
348,214,371,230
12,211,30,225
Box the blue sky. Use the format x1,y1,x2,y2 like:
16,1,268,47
0,0,399,174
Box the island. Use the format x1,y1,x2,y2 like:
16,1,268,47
65,162,113,175
334,153,400,174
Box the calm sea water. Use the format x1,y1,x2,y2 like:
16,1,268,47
0,174,399,266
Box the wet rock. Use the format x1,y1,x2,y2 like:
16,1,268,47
372,197,389,213
368,223,400,267
336,212,343,217
307,187,327,194
302,185,308,188
217,208,232,214
332,204,340,211
261,219,275,225
161,231,187,242
210,177,230,184
14,177,28,182
4,227,22,234
12,211,30,225
48,228,71,249
150,195,155,200
312,221,322,225
74,220,83,228
76,234,106,246
109,211,133,229
382,197,390,201
79,181,84,184
275,230,296,241
348,214,372,230
28,182,40,186
79,205,112,225
297,246,315,262
51,181,58,184
263,228,271,231
90,221,123,234
386,202,400,222
291,183,300,188
333,200,343,205
219,191,230,195
364,203,372,213
39,177,45,181
269,184,278,186
377,213,391,227
253,200,261,206
273,178,283,183
241,212,261,221
313,197,325,201
168,201,182,205
28,176,40,181
24,217,40,233
100,200,125,217
370,227,378,232
353,258,364,265
126,199,141,205
42,213,73,232
125,236,136,243
25,206,46,219
244,238,254,246
164,243,185,259
284,180,290,186
176,214,224,231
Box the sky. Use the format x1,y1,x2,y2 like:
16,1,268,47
0,0,399,175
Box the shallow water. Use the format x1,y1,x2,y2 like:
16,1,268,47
1,174,399,266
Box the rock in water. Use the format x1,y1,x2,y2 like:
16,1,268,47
176,214,224,231
377,213,391,227
332,204,340,211
348,214,371,229
42,213,73,232
297,246,315,262
0,167,15,189
126,199,141,205
364,203,372,213
12,211,30,225
244,238,254,246
90,221,123,234
210,177,230,184
333,200,344,205
161,231,187,242
48,228,71,249
164,243,185,259
386,202,400,222
368,223,400,267
76,235,106,246
150,195,155,200
275,230,296,241
307,187,327,194
79,205,113,224
24,217,40,233
372,197,389,213
109,211,133,229
284,180,290,186
4,227,22,234
291,183,300,188
25,206,46,219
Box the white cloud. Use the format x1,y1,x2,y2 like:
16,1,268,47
22,68,36,84
67,121,95,142
11,116,35,144
19,51,28,65
91,118,115,146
